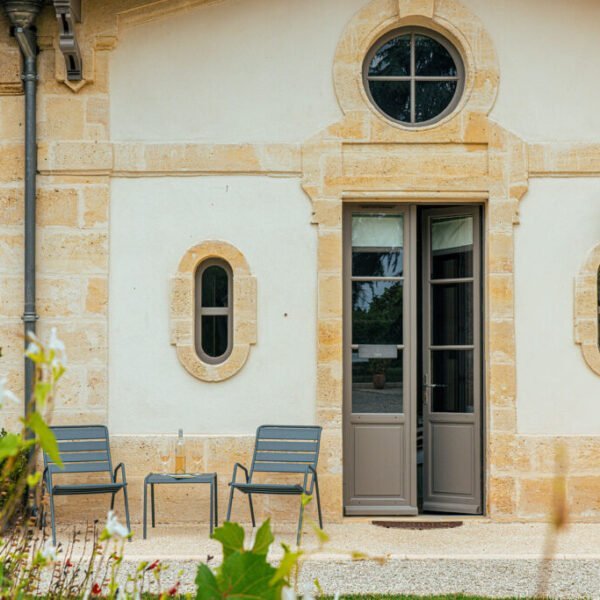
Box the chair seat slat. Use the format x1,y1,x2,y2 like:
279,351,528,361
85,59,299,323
47,451,110,464
52,426,108,441
258,426,320,440
255,452,316,463
252,462,309,473
231,482,304,495
256,441,317,452
49,462,111,474
58,441,108,452
52,483,125,496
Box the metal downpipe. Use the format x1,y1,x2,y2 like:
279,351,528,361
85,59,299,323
22,38,38,424
0,0,43,422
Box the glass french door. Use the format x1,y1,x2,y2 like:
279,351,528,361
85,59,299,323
343,204,482,516
343,206,417,515
421,206,482,513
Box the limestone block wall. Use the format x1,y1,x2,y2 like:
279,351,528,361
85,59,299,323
0,10,111,433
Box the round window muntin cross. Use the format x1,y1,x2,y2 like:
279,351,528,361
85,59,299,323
363,27,465,127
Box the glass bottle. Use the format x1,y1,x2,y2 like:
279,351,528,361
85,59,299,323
175,429,186,474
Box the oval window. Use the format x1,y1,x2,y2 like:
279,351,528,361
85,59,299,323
364,27,465,126
195,259,233,364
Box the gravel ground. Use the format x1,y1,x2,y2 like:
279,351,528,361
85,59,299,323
52,557,598,598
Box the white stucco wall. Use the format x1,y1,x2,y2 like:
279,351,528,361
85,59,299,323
464,0,600,142
515,178,600,435
108,176,317,434
110,0,366,143
111,0,600,144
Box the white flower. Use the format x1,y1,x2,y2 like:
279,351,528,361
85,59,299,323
0,377,19,407
48,327,67,365
105,510,129,539
282,588,297,600
40,539,58,562
25,341,41,357
333,594,340,600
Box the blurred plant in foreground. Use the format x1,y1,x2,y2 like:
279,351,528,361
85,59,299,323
536,442,569,598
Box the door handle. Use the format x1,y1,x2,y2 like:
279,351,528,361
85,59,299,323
423,374,447,389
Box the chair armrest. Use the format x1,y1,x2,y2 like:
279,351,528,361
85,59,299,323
113,462,127,484
230,462,250,484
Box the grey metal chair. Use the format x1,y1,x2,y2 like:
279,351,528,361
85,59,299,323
226,425,323,544
42,425,131,545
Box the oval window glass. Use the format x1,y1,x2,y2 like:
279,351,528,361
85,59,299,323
195,260,233,363
365,28,464,126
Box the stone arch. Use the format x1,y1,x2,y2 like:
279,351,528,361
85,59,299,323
170,240,257,382
332,0,499,131
575,243,600,375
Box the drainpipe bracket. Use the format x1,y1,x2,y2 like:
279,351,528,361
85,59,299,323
21,312,39,324
51,0,82,81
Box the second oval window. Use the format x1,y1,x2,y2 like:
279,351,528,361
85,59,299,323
364,27,465,127
195,259,233,364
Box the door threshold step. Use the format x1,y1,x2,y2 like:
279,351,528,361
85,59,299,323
373,520,463,530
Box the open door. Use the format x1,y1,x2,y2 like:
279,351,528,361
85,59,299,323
421,206,482,514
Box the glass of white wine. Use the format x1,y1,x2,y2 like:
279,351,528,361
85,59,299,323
158,440,172,474
191,446,203,474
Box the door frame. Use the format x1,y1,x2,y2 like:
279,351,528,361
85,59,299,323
342,201,485,516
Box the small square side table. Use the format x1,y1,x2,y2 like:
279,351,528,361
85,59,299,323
143,472,218,539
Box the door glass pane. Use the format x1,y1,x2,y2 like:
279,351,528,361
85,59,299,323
202,266,229,307
352,215,403,248
353,250,404,277
431,282,473,345
201,315,228,358
352,281,403,345
430,216,473,279
430,350,473,413
352,350,403,413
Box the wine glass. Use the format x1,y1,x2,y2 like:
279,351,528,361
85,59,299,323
158,440,171,474
191,445,203,474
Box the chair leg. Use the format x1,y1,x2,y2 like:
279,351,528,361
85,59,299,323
110,492,116,511
226,486,235,522
214,476,219,527
143,480,148,540
122,487,132,543
314,477,323,530
248,493,256,528
209,482,214,537
48,494,57,546
296,498,305,546
151,484,156,528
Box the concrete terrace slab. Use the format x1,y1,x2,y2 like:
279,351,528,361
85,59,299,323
46,521,600,598
54,520,600,561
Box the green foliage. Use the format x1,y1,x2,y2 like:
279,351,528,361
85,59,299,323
195,519,300,600
0,429,28,511
27,411,61,466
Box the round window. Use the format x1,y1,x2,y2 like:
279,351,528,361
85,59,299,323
364,28,464,127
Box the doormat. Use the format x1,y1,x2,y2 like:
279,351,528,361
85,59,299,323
372,520,463,530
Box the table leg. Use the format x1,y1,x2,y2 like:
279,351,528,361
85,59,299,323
209,480,214,537
143,480,147,540
214,475,218,527
151,483,155,528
